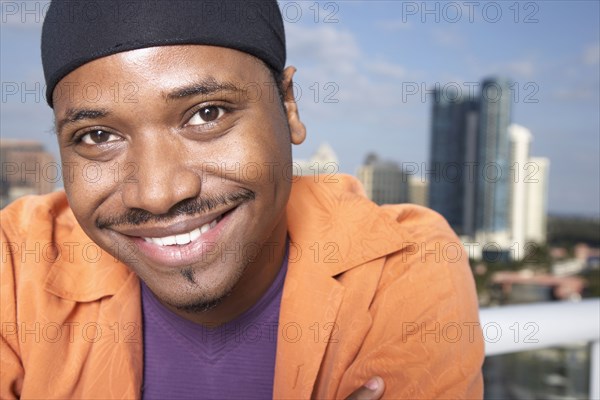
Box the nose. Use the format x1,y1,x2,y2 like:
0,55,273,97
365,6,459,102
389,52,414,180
120,136,201,215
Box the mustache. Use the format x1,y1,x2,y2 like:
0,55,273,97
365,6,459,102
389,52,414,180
95,188,255,229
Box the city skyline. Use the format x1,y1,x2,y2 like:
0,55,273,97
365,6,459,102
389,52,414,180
1,1,598,217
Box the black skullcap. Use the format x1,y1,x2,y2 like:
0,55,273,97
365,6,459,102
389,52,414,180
41,0,286,107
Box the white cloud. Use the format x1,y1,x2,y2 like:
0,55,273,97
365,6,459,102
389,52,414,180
285,23,420,115
286,24,361,68
284,22,430,170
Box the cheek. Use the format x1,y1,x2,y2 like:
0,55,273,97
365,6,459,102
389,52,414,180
246,109,292,181
215,115,292,187
60,160,120,226
245,137,291,191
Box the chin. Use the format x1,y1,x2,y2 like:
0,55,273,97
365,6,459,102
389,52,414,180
142,256,249,314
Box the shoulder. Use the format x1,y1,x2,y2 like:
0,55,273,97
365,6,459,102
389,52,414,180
300,175,476,308
1,191,75,241
288,174,467,272
381,202,462,250
1,192,80,299
291,173,450,233
287,175,477,316
289,174,367,205
377,202,474,302
291,174,461,253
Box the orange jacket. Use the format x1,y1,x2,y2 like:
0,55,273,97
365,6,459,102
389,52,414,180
1,175,483,399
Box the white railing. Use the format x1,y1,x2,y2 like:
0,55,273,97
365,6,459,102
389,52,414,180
479,298,600,399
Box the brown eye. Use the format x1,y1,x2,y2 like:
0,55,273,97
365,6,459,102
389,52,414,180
81,130,119,145
188,106,225,126
200,107,219,122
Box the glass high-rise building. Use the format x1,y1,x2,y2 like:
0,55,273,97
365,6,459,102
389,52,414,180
428,87,479,237
475,77,513,235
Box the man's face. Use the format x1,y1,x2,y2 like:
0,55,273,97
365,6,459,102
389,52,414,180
53,46,303,316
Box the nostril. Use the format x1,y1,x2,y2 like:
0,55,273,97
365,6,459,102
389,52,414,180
120,165,202,216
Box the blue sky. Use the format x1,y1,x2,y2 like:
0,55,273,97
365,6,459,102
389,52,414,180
1,1,599,217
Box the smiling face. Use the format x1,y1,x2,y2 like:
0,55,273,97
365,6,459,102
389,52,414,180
53,45,305,325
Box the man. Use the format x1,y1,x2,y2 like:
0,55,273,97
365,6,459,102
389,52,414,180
0,0,484,398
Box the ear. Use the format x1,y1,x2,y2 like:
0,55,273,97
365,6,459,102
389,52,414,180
281,66,306,145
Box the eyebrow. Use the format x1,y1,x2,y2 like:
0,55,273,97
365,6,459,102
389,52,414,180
165,78,243,101
56,108,110,133
55,78,244,133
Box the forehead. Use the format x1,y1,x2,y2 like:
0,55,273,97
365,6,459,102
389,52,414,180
51,45,271,111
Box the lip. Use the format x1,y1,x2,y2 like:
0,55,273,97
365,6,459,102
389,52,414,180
114,205,235,239
110,205,239,268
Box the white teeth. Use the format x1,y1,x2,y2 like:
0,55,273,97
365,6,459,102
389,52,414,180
175,233,190,245
189,228,202,242
162,235,177,246
142,218,219,246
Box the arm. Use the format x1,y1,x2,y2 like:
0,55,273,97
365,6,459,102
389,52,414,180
1,227,24,399
338,244,485,399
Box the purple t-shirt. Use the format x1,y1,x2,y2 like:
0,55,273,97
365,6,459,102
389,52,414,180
141,252,288,399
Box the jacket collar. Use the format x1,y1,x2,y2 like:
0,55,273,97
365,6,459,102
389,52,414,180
43,205,134,302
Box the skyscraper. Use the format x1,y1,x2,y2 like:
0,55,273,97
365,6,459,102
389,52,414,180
525,157,550,245
509,124,532,260
428,86,478,237
475,77,513,239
